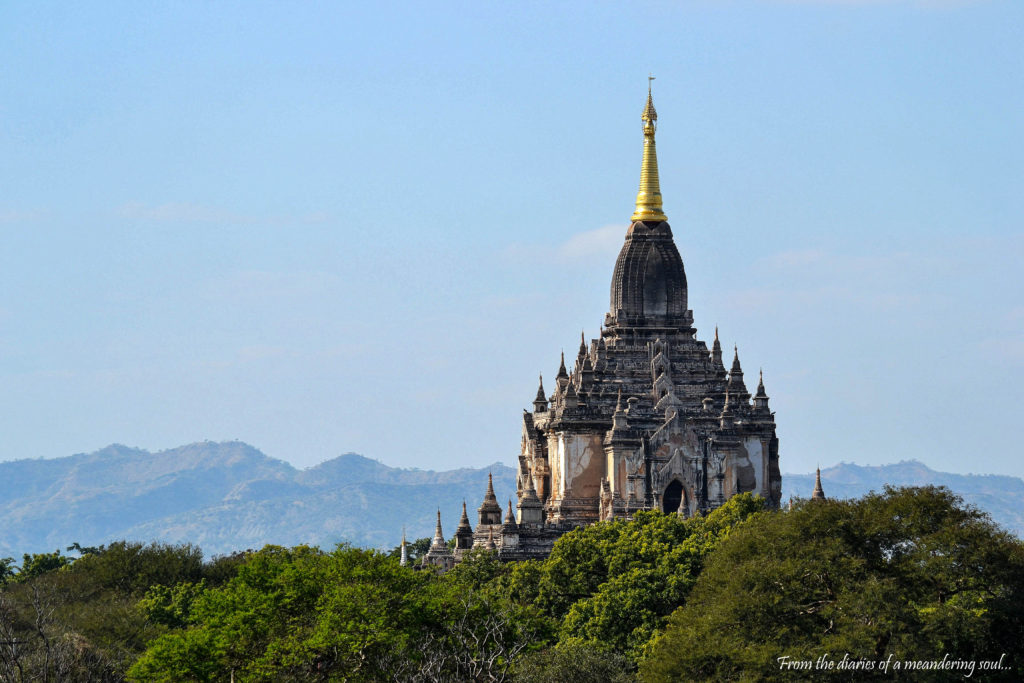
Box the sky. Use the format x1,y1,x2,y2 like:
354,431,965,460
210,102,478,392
1,1,1021,477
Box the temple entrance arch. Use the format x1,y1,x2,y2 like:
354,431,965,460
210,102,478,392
662,480,685,514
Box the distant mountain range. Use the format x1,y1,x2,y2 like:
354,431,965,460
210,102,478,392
1,443,1020,558
782,460,1024,537
0,442,517,558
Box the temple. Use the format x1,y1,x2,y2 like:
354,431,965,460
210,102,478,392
422,83,781,568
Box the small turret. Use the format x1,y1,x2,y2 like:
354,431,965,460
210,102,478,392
477,472,503,525
454,500,474,552
430,509,445,549
578,331,587,359
563,379,579,410
812,468,826,501
517,472,544,526
754,369,770,412
719,391,734,429
533,374,548,413
555,351,570,398
484,526,497,550
580,355,595,389
727,345,750,407
501,499,520,550
422,509,455,570
502,499,518,529
711,327,724,371
611,389,627,430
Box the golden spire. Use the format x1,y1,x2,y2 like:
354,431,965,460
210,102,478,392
632,75,668,223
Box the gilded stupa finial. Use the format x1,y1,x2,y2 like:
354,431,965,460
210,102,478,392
632,75,667,223
642,74,658,123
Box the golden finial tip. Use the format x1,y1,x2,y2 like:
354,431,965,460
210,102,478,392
632,78,666,222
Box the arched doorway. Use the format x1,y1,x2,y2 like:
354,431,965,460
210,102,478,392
662,480,684,514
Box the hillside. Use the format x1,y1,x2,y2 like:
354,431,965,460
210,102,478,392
2,444,1021,558
782,460,1024,536
0,443,517,557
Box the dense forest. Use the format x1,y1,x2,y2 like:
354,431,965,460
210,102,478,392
1,487,1021,681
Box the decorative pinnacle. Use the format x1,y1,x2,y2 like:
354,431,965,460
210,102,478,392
557,351,568,379
643,74,658,122
432,509,445,546
812,467,826,501
632,76,667,223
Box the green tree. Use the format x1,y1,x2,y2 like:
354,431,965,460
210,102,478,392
138,580,208,629
17,549,72,580
535,493,765,660
0,557,16,586
641,487,1024,682
67,541,204,595
387,536,432,566
129,544,437,681
515,641,636,683
0,540,220,681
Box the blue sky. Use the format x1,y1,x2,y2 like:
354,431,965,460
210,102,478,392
1,1,1021,477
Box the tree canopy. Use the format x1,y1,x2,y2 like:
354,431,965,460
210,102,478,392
641,486,1024,682
1,487,1021,681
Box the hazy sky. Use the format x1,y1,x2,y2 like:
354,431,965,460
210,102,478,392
1,1,1021,477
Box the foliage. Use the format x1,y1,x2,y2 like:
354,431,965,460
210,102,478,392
536,493,766,659
514,641,636,683
640,486,1024,682
128,543,542,682
387,536,432,566
3,487,1021,680
138,580,208,629
67,541,204,595
17,549,73,581
0,541,235,682
0,557,16,587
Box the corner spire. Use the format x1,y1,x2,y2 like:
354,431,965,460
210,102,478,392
631,76,667,223
457,500,472,532
504,499,517,525
711,327,723,368
731,345,742,374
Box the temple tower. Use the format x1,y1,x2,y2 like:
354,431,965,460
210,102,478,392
517,82,781,528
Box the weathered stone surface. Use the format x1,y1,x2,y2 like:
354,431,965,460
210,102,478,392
429,91,781,569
